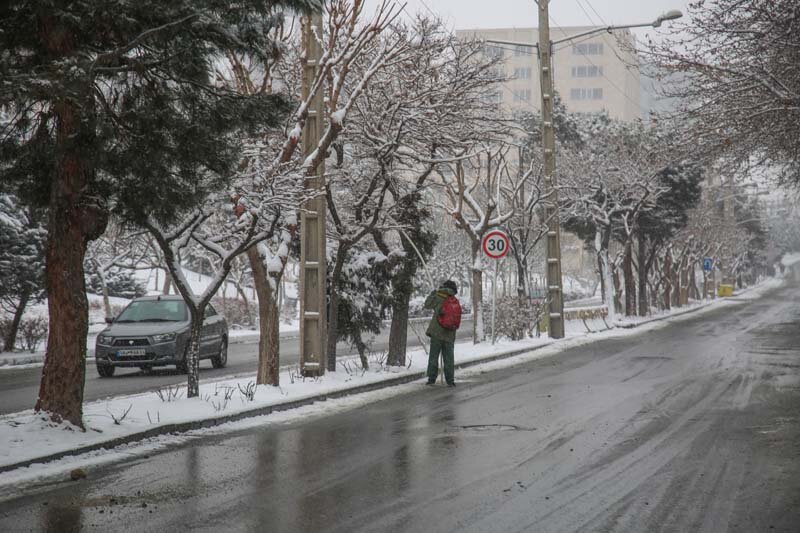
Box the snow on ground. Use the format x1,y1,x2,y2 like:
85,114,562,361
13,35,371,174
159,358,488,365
0,275,783,491
781,252,800,267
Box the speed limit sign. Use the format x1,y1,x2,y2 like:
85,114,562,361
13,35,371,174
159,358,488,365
482,229,509,260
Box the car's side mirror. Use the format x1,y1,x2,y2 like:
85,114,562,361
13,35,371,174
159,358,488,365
105,316,114,324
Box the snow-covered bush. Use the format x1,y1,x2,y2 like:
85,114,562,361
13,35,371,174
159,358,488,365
483,297,546,341
334,249,393,369
408,296,427,318
0,318,11,351
18,316,48,353
212,296,257,329
85,269,145,299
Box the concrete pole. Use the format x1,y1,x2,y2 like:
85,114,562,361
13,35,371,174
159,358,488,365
723,173,735,285
299,12,327,377
537,0,565,338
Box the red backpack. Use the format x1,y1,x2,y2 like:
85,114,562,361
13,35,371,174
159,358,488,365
438,295,462,331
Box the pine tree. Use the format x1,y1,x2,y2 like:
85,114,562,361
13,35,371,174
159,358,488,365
0,0,319,427
0,194,46,352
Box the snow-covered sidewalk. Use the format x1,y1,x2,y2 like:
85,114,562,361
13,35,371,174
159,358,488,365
0,276,783,489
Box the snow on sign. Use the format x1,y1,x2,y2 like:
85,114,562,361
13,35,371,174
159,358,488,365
482,230,509,260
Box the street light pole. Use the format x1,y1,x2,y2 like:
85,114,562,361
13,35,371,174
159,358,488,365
537,0,565,338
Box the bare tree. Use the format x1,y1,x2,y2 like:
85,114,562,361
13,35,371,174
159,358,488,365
85,222,149,320
337,16,509,363
222,0,405,384
143,188,298,398
437,149,519,342
642,0,800,184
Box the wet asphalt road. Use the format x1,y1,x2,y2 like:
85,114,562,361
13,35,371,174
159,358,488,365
0,319,473,415
2,282,800,532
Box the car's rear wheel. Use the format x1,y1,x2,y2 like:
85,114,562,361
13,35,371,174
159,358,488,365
97,364,115,378
211,337,228,369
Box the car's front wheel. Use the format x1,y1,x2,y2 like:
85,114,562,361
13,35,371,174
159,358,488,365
97,364,115,378
211,337,228,369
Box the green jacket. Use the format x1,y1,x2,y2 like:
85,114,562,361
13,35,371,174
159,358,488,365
424,287,457,343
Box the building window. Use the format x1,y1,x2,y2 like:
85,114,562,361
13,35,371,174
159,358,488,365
514,45,531,56
485,91,503,103
571,65,603,78
570,88,603,100
513,89,531,102
513,67,532,79
572,42,604,56
484,45,505,59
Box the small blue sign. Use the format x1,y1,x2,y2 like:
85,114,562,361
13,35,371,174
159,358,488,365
703,258,713,272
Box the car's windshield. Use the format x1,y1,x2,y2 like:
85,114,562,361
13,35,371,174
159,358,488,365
115,300,187,323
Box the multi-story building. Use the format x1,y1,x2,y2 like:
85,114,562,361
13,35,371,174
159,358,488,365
456,26,641,122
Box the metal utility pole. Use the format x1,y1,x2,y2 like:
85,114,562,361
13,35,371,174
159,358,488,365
537,0,565,339
299,12,327,377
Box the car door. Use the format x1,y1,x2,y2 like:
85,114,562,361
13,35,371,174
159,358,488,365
201,304,222,356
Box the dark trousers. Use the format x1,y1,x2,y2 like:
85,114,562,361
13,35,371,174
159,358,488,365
427,337,455,384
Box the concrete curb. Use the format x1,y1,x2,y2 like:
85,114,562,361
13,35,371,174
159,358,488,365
0,341,555,475
612,282,775,330
614,302,713,329
0,354,44,367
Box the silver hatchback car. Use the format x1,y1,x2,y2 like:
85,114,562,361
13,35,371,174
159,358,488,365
95,295,228,377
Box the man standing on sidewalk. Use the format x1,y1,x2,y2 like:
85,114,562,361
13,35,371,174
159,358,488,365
424,280,461,386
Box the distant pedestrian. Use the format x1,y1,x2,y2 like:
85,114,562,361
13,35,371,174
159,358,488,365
424,280,462,386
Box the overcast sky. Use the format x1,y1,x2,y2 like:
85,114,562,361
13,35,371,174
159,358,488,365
365,0,691,39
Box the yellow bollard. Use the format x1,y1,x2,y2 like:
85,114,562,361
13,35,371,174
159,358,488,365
717,284,734,297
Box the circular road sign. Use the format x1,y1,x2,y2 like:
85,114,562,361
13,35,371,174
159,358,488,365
482,229,510,260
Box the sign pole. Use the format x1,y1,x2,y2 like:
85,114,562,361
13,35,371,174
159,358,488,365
492,259,498,345
482,229,509,345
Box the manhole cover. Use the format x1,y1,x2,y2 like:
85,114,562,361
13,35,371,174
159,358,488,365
450,424,536,433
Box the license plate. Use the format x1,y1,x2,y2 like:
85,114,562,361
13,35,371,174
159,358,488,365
116,349,146,358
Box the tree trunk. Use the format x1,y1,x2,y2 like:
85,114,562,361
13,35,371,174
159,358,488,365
612,262,623,315
186,312,204,397
637,236,648,317
3,290,30,352
596,251,606,306
515,254,528,298
623,238,636,317
233,280,253,326
663,252,672,310
680,260,691,305
249,247,280,386
387,251,417,367
162,268,172,295
99,270,112,321
326,248,348,372
471,242,484,343
34,45,108,426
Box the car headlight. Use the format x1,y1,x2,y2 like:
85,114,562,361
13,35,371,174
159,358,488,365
97,335,113,345
151,332,177,344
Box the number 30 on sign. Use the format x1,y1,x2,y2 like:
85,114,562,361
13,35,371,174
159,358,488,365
482,229,509,260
